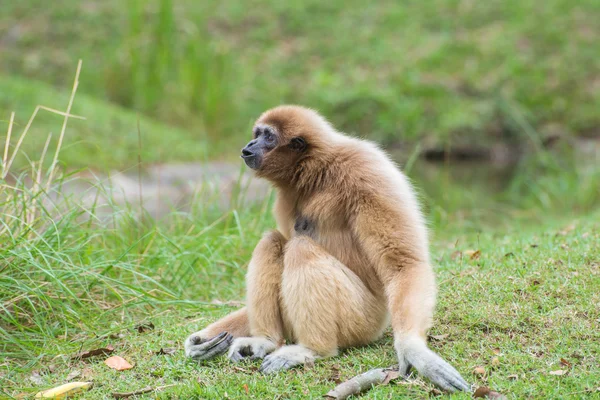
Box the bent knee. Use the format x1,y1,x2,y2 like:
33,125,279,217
254,230,286,258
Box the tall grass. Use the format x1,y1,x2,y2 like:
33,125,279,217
0,62,270,362
105,0,238,139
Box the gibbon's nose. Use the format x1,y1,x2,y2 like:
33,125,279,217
241,147,254,157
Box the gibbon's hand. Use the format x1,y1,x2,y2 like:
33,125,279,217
185,331,233,361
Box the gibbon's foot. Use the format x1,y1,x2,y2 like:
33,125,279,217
228,337,277,362
185,331,233,361
259,345,316,374
398,339,471,392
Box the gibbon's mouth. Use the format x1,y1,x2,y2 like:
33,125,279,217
241,154,261,170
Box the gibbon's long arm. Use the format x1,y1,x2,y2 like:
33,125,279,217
352,198,470,392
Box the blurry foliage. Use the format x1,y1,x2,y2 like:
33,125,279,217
0,0,598,169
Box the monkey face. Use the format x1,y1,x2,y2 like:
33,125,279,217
241,122,307,174
241,124,278,170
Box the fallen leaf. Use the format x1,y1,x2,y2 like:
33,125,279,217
560,358,572,367
464,250,481,260
243,384,249,394
429,334,449,341
530,244,538,248
29,371,44,385
382,370,401,385
135,322,155,333
109,332,126,340
474,366,486,375
492,348,501,355
531,279,541,286
104,356,133,371
72,344,114,360
504,252,515,258
549,369,567,376
233,366,251,373
473,386,507,399
155,347,176,356
65,370,81,381
507,374,518,380
329,364,342,384
35,382,92,398
491,357,500,366
81,368,93,380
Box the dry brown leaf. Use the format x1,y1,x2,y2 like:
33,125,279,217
66,370,81,381
155,347,176,356
473,386,507,399
549,369,567,376
492,348,501,355
72,344,114,360
560,358,572,367
507,374,518,380
135,322,155,333
104,355,133,371
464,250,481,260
29,371,44,385
474,366,486,375
243,384,249,394
329,364,342,384
382,370,401,385
491,357,500,366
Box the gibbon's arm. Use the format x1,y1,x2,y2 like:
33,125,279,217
352,200,470,392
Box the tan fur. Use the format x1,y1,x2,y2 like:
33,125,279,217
185,105,468,391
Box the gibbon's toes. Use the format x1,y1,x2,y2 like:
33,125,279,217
227,337,276,362
426,359,471,392
259,354,302,374
186,332,233,361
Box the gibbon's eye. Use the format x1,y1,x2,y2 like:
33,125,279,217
289,137,307,152
265,132,275,144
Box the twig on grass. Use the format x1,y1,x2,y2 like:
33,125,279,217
325,365,402,400
112,384,177,399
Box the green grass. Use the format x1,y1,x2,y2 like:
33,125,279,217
2,205,598,398
0,74,209,170
2,0,599,169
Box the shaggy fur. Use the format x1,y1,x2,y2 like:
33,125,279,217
184,106,469,392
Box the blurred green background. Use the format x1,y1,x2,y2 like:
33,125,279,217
2,0,598,170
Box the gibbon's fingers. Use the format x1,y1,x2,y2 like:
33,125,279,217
186,332,233,361
227,337,277,362
404,344,470,392
259,345,316,374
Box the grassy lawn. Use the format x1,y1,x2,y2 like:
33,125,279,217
2,204,598,398
2,0,599,170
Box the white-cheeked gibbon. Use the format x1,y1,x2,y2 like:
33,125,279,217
184,105,469,392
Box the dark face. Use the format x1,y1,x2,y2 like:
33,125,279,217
241,124,277,170
241,124,307,171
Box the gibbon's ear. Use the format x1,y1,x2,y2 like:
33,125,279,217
289,137,307,152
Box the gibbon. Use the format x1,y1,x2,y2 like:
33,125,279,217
184,105,469,392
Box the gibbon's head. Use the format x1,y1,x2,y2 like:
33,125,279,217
241,105,336,182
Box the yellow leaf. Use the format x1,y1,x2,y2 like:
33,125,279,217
35,382,92,398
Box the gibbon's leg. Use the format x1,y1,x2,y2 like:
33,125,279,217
228,231,287,361
184,307,249,361
260,236,388,374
